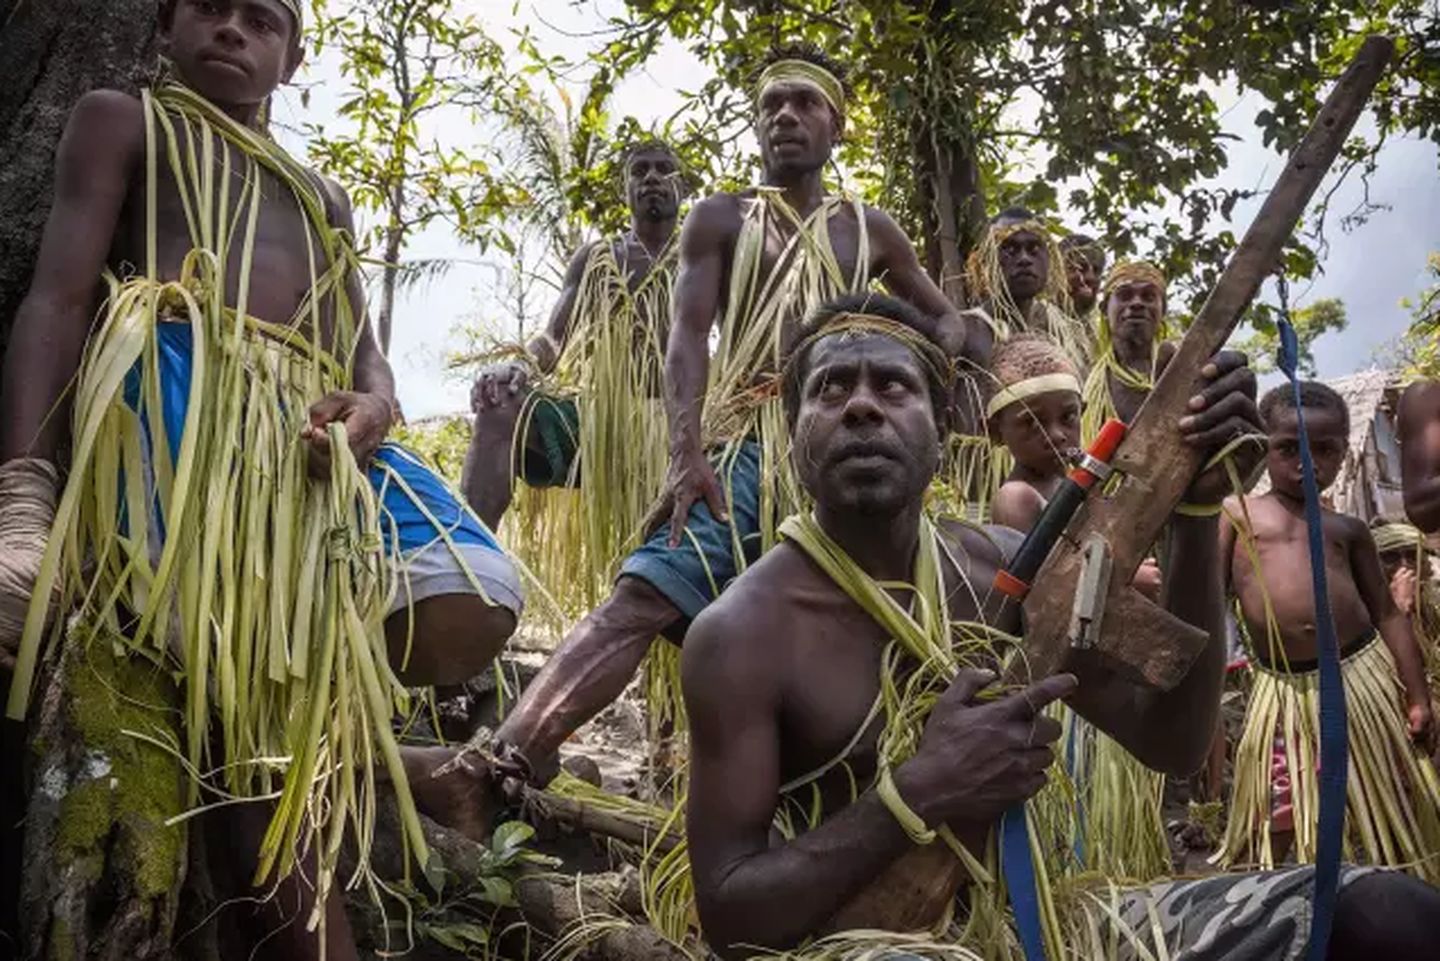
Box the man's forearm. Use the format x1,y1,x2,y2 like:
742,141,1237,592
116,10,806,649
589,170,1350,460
664,325,709,457
1139,515,1226,771
698,790,914,958
351,339,397,406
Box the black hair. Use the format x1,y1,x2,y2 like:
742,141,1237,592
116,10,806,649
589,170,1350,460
620,138,678,168
1060,233,1106,270
1259,380,1350,435
782,293,949,428
992,206,1038,225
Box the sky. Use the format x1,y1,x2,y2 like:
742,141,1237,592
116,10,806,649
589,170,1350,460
271,1,1440,419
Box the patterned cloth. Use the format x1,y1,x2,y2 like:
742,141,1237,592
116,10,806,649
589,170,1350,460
1108,865,1374,961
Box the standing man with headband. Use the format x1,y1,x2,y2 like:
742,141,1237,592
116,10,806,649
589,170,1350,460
1081,259,1173,442
406,44,980,829
463,139,686,611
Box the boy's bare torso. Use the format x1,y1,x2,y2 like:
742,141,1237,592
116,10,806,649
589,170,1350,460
106,92,345,348
1227,492,1373,662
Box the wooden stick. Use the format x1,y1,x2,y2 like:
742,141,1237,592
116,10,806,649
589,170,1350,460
524,786,684,855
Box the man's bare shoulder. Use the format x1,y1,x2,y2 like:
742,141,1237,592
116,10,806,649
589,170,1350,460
312,172,357,232
688,192,747,227
1329,507,1372,545
936,516,1017,566
62,89,146,165
1399,380,1440,427
692,542,818,640
682,544,818,706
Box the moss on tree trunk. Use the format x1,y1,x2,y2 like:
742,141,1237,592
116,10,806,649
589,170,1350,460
19,634,189,960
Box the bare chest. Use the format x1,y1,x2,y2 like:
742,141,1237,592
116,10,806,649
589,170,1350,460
112,144,336,334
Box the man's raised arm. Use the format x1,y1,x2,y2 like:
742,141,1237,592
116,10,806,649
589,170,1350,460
865,207,984,367
657,196,733,546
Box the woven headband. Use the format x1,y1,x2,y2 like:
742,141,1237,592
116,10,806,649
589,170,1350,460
276,0,304,29
1102,259,1166,302
756,59,845,116
985,373,1081,420
991,219,1051,245
791,312,949,386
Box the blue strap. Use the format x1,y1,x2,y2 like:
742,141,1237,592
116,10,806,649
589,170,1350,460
1275,317,1349,961
1001,804,1047,961
1064,718,1087,865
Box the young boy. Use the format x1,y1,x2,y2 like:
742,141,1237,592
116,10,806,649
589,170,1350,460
987,334,1164,599
985,333,1169,879
1215,381,1440,881
0,1,521,956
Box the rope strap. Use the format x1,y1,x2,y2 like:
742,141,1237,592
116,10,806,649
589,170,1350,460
0,458,61,647
1272,295,1349,961
876,764,937,845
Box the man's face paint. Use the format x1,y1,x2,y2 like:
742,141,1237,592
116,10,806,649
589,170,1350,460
1105,281,1165,346
998,228,1050,302
164,0,300,110
625,149,682,223
792,334,940,517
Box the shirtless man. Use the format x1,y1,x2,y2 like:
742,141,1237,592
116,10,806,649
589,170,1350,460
0,2,520,956
1399,379,1440,535
462,140,683,529
966,207,1087,369
411,46,973,809
682,293,1440,959
1082,260,1174,440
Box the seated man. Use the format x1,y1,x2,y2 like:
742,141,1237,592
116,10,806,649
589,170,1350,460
682,293,1440,959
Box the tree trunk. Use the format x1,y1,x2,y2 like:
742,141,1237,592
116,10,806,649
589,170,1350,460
16,637,190,961
378,191,406,355
0,0,158,369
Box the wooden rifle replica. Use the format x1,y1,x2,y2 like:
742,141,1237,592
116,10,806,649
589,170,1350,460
827,34,1395,935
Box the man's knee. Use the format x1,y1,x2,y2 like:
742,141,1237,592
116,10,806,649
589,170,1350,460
385,594,516,687
1329,871,1440,959
601,574,684,637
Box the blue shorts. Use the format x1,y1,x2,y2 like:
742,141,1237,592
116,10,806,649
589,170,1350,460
125,322,523,618
619,440,763,628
